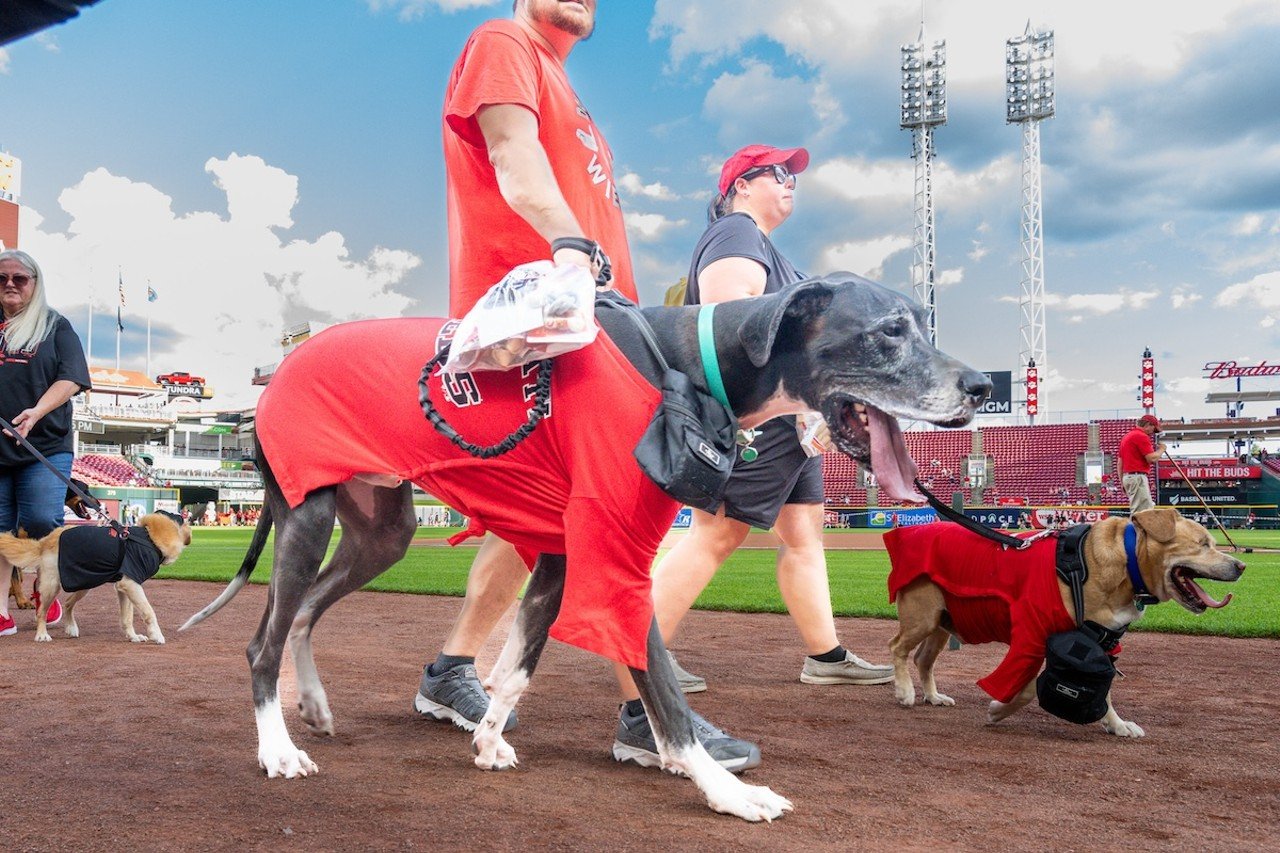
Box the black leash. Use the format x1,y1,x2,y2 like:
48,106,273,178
913,479,1031,549
0,412,119,529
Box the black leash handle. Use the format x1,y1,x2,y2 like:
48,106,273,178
914,479,1031,549
418,344,553,459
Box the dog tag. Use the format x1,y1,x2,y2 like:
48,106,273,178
740,446,758,463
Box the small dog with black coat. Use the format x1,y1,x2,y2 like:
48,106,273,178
6,478,94,610
0,511,191,643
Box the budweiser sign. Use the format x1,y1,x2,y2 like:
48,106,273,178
1203,360,1280,379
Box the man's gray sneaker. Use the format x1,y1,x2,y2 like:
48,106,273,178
414,663,517,733
800,650,894,685
612,704,760,773
666,650,707,694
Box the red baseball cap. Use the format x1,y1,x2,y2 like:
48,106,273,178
1138,414,1160,430
717,144,810,196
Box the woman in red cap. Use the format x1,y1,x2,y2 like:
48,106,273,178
618,145,893,721
1118,414,1166,515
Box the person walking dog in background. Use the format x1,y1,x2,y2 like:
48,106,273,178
1119,414,1165,515
0,249,91,637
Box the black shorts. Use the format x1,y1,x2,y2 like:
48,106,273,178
719,416,824,529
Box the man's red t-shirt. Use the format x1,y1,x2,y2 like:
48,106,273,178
442,20,637,316
1118,427,1155,474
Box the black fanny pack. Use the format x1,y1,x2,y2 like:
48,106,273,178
1037,625,1117,725
596,293,735,512
634,367,734,512
1036,525,1120,725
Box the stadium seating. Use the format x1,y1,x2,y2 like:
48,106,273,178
73,453,148,487
980,423,1088,505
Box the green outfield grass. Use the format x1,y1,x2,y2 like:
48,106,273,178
161,526,1280,639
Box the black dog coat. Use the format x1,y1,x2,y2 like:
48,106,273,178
57,525,163,593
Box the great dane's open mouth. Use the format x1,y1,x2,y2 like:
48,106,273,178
822,394,923,504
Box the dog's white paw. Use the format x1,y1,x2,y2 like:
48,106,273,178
705,778,794,823
260,747,319,779
894,685,916,707
128,633,147,643
1104,718,1145,738
473,734,517,770
63,623,79,638
34,631,52,643
149,631,166,645
986,700,1014,724
923,692,955,706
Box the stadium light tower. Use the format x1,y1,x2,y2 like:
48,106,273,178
901,24,947,346
1007,21,1054,423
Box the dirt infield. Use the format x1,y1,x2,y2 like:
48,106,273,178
4,580,1277,851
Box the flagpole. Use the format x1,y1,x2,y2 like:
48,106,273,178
146,279,152,378
85,273,94,374
115,267,123,371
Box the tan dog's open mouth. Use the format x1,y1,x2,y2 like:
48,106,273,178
1171,566,1232,613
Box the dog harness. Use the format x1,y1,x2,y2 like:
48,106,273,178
57,525,164,593
256,318,676,671
885,523,1078,703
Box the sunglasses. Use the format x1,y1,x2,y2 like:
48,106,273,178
0,273,34,287
740,163,797,188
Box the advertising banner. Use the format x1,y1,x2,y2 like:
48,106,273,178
672,507,692,529
1029,507,1113,529
867,507,938,528
1156,461,1259,480
964,508,1029,529
1162,488,1246,506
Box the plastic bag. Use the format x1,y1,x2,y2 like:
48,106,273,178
795,411,832,457
444,261,598,373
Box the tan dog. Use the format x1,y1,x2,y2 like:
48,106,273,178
887,509,1245,737
0,512,191,643
6,479,95,610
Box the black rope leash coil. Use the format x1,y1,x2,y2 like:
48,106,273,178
419,344,554,459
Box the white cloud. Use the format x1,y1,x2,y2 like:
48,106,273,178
997,289,1160,316
702,59,845,146
20,156,419,408
1216,271,1280,326
618,172,678,201
968,241,988,262
366,0,500,19
1232,214,1264,237
1170,288,1202,309
0,48,9,74
938,268,964,288
820,234,912,279
625,211,687,242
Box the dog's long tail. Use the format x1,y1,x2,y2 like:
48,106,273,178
179,503,273,631
0,534,43,570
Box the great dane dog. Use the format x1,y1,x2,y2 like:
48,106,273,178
183,273,990,822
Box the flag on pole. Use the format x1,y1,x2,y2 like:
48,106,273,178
117,270,125,332
147,285,157,302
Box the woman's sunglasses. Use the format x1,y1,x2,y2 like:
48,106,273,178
740,163,797,188
0,273,34,287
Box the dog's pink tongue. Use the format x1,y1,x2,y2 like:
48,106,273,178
868,406,923,504
1197,587,1232,609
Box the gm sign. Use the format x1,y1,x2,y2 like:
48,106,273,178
978,371,1012,415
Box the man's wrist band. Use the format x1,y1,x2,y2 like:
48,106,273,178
551,236,612,288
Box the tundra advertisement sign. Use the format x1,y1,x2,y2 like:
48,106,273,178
977,370,1012,415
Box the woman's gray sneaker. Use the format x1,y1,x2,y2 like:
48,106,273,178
799,650,894,685
666,650,707,694
612,704,760,773
414,663,517,732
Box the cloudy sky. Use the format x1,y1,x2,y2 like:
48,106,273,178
3,0,1278,423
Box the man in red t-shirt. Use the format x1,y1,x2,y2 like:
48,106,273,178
1118,414,1166,515
416,0,756,773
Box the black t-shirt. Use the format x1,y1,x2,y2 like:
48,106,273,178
684,212,803,304
0,313,91,468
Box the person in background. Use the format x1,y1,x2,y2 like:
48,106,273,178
1118,414,1165,515
609,145,895,767
0,249,91,636
412,0,758,770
